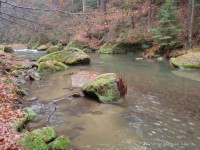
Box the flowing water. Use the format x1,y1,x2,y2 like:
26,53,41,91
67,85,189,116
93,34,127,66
18,52,200,150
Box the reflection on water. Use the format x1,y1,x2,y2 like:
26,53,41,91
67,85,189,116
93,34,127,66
24,54,200,150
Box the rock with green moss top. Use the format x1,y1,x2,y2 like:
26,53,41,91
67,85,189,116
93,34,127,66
13,107,36,132
37,45,48,51
18,132,49,150
37,61,69,73
47,45,64,54
27,33,49,49
83,73,127,103
38,48,90,65
170,53,200,68
48,136,71,150
67,41,95,53
3,45,14,53
31,127,56,143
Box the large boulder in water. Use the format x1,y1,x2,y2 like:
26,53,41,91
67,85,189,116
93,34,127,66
3,45,14,53
27,33,49,49
170,52,200,68
83,73,127,103
38,48,90,65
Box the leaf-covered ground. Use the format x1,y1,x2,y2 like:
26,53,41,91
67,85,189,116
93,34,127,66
0,51,25,150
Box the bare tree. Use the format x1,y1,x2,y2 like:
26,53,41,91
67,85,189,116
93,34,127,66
186,0,195,48
101,0,106,13
147,0,152,30
82,0,86,13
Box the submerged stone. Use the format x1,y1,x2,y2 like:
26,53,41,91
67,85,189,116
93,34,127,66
83,73,127,103
170,53,200,68
38,48,90,65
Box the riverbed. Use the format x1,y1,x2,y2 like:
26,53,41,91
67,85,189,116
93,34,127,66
15,50,200,150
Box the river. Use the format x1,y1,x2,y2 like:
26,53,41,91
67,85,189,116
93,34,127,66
15,50,200,150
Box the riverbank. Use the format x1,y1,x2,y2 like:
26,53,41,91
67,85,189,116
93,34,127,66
0,51,25,149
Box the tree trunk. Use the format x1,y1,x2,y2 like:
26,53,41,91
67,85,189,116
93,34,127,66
147,0,152,30
101,0,107,13
0,0,2,17
82,0,86,13
186,0,195,49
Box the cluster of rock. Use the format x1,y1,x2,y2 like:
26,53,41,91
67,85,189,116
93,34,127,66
18,127,70,150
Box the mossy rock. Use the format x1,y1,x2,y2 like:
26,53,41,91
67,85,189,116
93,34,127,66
98,43,125,54
31,127,57,143
67,41,95,53
3,45,14,53
83,73,127,103
170,53,200,68
18,132,49,150
27,33,49,49
37,61,69,73
48,136,71,150
98,41,148,54
13,107,36,132
37,45,48,51
38,48,90,65
47,45,64,54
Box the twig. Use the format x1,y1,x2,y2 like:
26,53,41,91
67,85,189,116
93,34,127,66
46,102,57,123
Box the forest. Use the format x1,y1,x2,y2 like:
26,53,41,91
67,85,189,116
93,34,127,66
0,0,200,150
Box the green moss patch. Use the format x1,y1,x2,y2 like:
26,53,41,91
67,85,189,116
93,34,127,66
13,107,36,132
48,136,71,150
37,60,69,73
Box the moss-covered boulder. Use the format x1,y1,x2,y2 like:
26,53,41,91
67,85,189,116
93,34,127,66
18,132,49,150
83,73,127,103
18,127,56,150
3,45,14,53
13,107,36,132
67,41,95,53
37,61,69,73
37,45,48,51
170,53,200,68
31,127,57,143
47,45,64,54
18,127,70,150
27,33,49,49
98,43,125,54
38,48,90,65
48,136,71,150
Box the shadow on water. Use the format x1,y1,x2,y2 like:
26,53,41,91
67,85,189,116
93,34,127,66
23,53,200,150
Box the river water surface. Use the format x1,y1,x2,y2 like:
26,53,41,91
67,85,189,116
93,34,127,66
16,51,200,150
